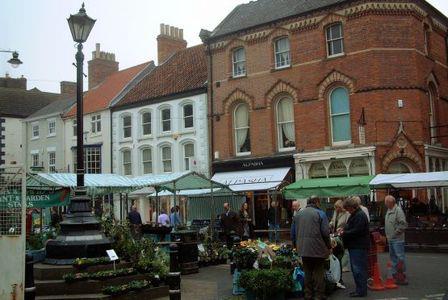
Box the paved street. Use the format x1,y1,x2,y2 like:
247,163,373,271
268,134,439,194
163,253,448,300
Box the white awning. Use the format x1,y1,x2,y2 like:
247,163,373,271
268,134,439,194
212,167,291,192
370,171,448,189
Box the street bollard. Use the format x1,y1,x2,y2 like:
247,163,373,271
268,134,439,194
168,243,181,300
25,253,36,300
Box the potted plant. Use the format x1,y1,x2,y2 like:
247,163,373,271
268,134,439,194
238,269,292,300
233,247,258,270
258,257,271,270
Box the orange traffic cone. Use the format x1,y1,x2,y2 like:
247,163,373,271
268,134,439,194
384,261,398,289
368,260,385,291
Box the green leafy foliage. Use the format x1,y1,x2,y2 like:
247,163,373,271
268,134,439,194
238,269,293,299
26,229,57,250
73,257,112,268
102,279,151,296
63,268,136,283
232,246,258,270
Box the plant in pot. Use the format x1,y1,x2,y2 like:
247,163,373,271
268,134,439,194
272,255,292,270
239,268,293,300
233,247,258,271
258,256,272,270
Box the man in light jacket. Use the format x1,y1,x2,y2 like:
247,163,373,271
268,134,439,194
295,197,331,300
385,195,408,284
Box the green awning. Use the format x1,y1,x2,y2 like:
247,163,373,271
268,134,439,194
283,175,374,199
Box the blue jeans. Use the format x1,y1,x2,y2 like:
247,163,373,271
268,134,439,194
269,223,280,243
389,240,406,275
349,249,368,296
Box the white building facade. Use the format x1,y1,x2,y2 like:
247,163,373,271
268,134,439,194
111,92,209,177
63,109,112,174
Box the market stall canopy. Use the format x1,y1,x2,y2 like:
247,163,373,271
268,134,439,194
28,173,141,196
370,171,448,189
212,167,291,192
283,175,374,199
133,171,230,192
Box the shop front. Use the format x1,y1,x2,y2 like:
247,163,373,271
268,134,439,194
212,155,294,230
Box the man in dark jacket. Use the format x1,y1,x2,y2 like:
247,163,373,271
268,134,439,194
295,197,331,300
339,197,370,298
221,203,240,248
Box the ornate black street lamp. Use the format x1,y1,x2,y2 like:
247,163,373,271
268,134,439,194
0,50,23,68
67,2,95,187
45,3,111,264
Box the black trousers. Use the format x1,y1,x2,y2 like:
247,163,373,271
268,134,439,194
302,256,327,300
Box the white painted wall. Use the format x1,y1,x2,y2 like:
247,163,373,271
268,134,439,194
23,115,66,172
3,117,24,167
111,92,209,177
64,109,112,173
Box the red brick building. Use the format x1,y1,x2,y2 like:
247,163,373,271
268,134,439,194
204,0,448,224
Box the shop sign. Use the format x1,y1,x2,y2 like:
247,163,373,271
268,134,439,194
223,175,273,186
0,188,70,209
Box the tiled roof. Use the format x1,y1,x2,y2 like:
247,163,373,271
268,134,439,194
210,0,350,39
27,96,75,120
64,62,150,118
0,87,61,118
114,44,207,108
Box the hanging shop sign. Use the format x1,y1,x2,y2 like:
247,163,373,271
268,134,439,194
0,188,70,209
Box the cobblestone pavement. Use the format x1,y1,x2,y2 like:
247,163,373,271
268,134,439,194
160,253,448,300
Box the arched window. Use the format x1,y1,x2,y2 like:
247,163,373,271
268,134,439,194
276,97,295,150
274,37,290,69
141,111,151,136
234,103,251,155
232,48,246,77
122,149,132,176
141,148,152,174
429,85,437,144
183,143,195,171
388,161,412,174
161,145,172,173
183,104,194,129
329,87,351,145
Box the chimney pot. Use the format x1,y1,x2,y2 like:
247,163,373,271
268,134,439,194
157,24,187,65
88,44,118,89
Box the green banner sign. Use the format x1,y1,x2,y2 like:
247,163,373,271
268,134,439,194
0,189,70,209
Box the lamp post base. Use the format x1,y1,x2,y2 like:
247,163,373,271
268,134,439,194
45,188,112,265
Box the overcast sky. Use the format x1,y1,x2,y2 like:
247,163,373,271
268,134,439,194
1,0,447,93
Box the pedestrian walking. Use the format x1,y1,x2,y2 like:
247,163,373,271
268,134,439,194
239,202,252,240
339,197,369,298
290,201,301,249
330,200,351,275
128,205,143,239
267,201,281,243
384,195,408,285
295,196,331,300
221,202,240,248
170,206,181,229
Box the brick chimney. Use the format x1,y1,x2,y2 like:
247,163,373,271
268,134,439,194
87,43,119,90
0,74,27,89
157,24,187,65
60,81,76,97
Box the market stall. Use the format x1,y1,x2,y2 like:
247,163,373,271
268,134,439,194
283,175,374,200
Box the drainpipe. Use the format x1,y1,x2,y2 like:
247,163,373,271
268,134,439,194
201,30,214,177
